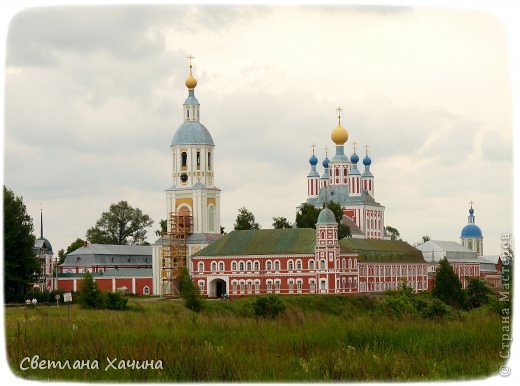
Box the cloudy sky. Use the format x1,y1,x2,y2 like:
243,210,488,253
3,2,515,255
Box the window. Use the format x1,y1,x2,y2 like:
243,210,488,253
240,281,245,292
247,261,252,271
320,259,326,269
219,261,224,271
254,261,260,271
342,259,346,269
310,280,316,292
348,259,353,269
266,261,272,271
208,152,211,170
288,260,294,271
211,262,217,272
274,260,280,271
309,260,315,270
267,280,273,292
296,260,302,270
181,152,187,168
239,261,245,271
320,280,326,290
274,280,281,292
143,286,150,295
232,281,237,293
232,261,237,271
296,280,303,291
196,151,200,170
254,280,260,292
198,281,205,293
288,280,294,291
247,281,252,293
198,262,204,272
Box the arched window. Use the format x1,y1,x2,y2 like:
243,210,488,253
143,286,150,295
348,259,352,269
266,261,272,271
196,151,200,170
274,280,281,291
198,262,204,272
219,261,224,271
232,281,238,293
208,152,211,170
309,260,315,270
198,281,205,293
254,261,260,271
288,260,294,271
274,260,280,271
342,259,346,269
181,152,188,169
231,261,237,271
247,281,252,293
246,261,252,271
296,260,302,270
211,262,217,272
296,280,303,291
288,280,294,291
310,280,316,292
239,261,245,271
266,280,273,292
320,259,326,269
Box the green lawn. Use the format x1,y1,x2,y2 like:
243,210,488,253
5,295,505,382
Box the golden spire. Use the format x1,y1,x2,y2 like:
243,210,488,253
311,143,316,155
365,144,369,156
353,141,358,154
331,105,349,145
185,53,197,89
325,145,329,157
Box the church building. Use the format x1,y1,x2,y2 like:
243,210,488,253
304,109,385,239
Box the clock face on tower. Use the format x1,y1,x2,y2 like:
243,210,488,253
180,173,188,183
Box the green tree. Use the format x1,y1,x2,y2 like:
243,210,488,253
295,203,321,229
272,216,291,229
234,207,260,230
86,201,154,245
385,226,401,240
465,277,490,309
179,267,204,312
77,271,104,309
296,202,350,239
251,295,286,320
422,235,431,244
432,258,466,308
3,186,38,302
155,219,167,237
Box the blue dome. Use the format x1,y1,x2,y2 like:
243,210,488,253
309,154,318,166
316,208,337,225
350,153,359,163
322,157,330,168
363,155,372,166
461,224,482,238
172,121,214,146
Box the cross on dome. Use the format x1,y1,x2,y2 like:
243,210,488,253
365,144,369,156
186,53,195,68
336,106,343,122
353,141,358,153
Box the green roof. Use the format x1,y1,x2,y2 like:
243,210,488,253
193,228,316,257
339,238,424,263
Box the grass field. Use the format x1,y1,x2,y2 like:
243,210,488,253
5,294,505,382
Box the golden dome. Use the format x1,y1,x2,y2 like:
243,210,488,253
185,66,197,89
331,121,349,145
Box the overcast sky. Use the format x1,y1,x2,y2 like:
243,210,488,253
3,3,516,255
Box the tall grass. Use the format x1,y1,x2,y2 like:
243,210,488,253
5,295,504,381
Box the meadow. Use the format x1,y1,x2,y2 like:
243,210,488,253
5,294,505,382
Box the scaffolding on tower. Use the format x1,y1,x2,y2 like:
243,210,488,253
161,212,192,296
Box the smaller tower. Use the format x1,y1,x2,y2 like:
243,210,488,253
349,142,361,197
320,147,330,189
361,145,374,197
315,208,340,293
307,145,321,198
461,202,483,256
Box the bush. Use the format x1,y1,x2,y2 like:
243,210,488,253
179,268,204,312
77,272,104,309
465,277,490,310
378,295,416,318
421,298,450,319
251,295,286,319
105,291,129,310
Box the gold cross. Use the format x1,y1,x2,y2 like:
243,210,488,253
352,141,358,153
365,144,369,156
324,145,329,157
186,53,195,68
311,144,316,155
336,106,343,121
469,200,474,208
